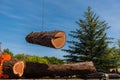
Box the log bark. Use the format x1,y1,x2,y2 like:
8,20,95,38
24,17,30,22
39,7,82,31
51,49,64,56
25,31,66,49
2,59,25,78
23,62,49,78
23,61,96,78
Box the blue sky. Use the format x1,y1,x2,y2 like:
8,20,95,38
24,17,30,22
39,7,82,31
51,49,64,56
0,0,120,59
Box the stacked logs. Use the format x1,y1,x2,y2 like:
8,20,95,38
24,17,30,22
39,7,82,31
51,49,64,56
2,61,96,78
23,61,96,78
25,31,66,49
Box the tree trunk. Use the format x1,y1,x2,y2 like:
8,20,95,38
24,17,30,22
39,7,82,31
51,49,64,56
23,62,49,78
23,61,96,78
2,59,25,78
25,31,66,49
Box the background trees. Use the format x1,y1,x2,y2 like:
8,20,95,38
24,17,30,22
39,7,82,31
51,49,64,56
14,54,48,64
62,7,113,71
2,48,64,64
43,56,64,64
14,54,64,64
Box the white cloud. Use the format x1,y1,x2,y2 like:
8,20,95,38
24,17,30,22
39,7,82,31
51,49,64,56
0,10,24,19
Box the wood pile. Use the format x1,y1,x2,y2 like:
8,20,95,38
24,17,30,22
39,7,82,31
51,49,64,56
2,59,95,79
25,31,66,49
23,61,96,78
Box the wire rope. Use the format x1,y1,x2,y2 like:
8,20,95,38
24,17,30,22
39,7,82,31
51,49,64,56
41,0,45,31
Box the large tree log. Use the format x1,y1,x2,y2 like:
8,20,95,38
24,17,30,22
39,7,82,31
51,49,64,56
2,59,25,78
25,31,66,49
23,61,96,78
23,62,49,78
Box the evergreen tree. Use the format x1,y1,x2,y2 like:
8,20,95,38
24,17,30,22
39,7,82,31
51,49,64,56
62,7,112,70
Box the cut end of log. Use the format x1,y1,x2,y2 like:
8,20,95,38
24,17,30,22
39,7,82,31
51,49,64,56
52,31,66,49
3,59,25,78
13,61,25,77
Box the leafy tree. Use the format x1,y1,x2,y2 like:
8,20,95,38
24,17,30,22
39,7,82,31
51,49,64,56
14,53,27,60
62,7,112,70
3,48,14,56
106,40,120,68
14,54,48,64
26,55,48,64
14,54,64,64
114,39,120,67
99,48,118,71
43,56,64,64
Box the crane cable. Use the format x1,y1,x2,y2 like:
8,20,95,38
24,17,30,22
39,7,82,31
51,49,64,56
41,0,45,31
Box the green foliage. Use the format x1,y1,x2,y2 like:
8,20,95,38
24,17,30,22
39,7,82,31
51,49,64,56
62,6,113,71
96,48,117,71
114,40,120,67
3,48,14,56
14,54,64,64
14,54,48,64
14,53,26,60
2,48,64,64
43,56,64,64
26,55,48,64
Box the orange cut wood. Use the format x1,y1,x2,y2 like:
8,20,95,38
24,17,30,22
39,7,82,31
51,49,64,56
2,59,25,78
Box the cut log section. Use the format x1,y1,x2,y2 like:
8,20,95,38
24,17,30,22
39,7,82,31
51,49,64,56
25,31,66,49
23,61,96,78
23,62,49,78
2,59,25,78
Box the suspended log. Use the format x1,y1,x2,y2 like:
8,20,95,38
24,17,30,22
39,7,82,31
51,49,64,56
25,31,66,49
23,61,96,78
2,59,25,78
